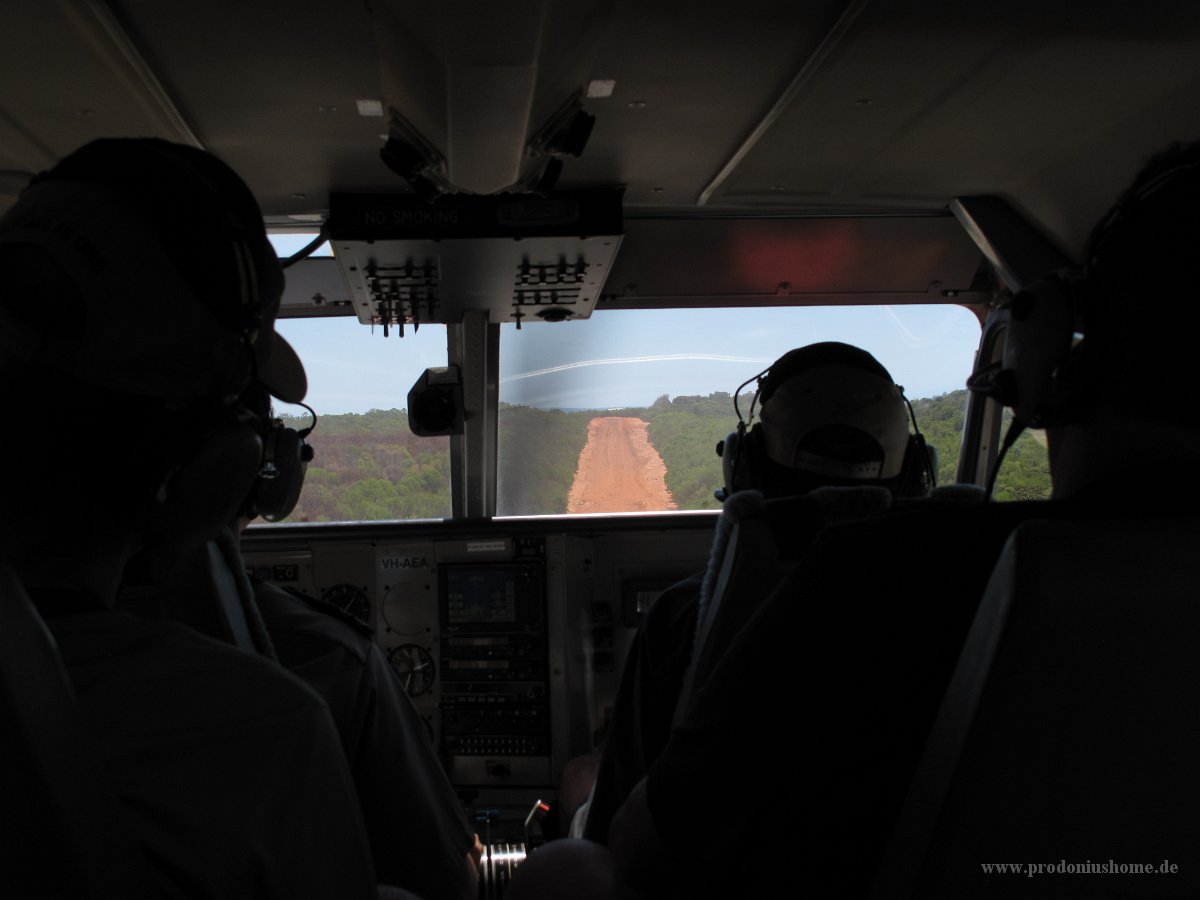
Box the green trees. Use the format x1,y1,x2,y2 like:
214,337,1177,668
638,394,732,510
280,408,451,522
910,391,1052,500
497,404,592,515
910,391,971,487
275,389,1051,523
637,388,1053,508
990,416,1052,501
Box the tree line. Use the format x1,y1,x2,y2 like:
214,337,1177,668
281,409,452,522
277,390,1050,522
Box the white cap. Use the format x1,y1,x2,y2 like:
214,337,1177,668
759,361,911,480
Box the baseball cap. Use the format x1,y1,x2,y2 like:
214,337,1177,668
0,138,305,404
758,343,911,480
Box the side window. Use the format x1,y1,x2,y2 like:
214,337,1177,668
991,419,1053,501
270,317,453,523
910,395,1052,500
261,234,453,523
257,250,1023,522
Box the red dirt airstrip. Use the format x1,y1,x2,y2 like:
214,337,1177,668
567,417,677,513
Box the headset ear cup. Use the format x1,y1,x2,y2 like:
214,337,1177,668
1000,278,1078,427
254,423,310,522
720,429,740,498
144,417,263,554
890,433,929,498
909,433,937,496
720,424,762,497
734,426,763,494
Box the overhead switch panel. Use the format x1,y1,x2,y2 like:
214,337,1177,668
328,190,623,328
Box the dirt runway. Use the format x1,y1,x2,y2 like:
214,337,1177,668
567,417,677,513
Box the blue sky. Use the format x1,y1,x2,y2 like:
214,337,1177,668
270,236,982,416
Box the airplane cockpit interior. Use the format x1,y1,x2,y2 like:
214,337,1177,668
4,2,1200,897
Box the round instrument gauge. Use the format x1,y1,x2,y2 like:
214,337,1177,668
320,583,371,625
387,643,437,697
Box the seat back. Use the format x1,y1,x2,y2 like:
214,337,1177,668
872,516,1200,899
0,563,155,898
676,485,893,724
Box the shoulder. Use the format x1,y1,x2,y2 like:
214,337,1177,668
52,610,332,733
50,612,377,900
251,578,372,666
255,578,374,636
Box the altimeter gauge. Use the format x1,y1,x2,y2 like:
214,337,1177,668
387,643,436,697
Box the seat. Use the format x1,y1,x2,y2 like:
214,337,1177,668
675,485,893,723
871,515,1200,899
0,562,156,898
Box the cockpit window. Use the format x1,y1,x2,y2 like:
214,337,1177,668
270,317,452,523
991,423,1052,502
497,305,984,516
260,235,1045,523
264,233,452,523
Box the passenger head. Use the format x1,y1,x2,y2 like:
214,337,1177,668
992,142,1200,498
1079,141,1200,424
718,342,933,500
0,138,304,571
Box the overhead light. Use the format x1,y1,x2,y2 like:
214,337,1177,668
586,79,616,98
357,99,384,117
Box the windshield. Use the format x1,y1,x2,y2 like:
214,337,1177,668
262,237,1047,522
496,304,996,515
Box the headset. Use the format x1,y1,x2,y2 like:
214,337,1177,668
237,383,316,523
245,409,316,522
716,343,936,501
34,138,281,346
144,404,270,551
967,273,1084,430
141,140,289,544
17,139,291,551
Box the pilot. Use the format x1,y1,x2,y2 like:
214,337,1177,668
0,138,378,898
599,142,1200,898
515,144,1200,900
120,379,483,900
233,383,484,900
576,341,934,843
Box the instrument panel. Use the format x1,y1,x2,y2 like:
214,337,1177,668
241,513,715,835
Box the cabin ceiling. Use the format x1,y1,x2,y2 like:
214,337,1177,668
3,1,1200,268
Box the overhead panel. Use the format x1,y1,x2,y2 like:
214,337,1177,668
328,190,623,328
